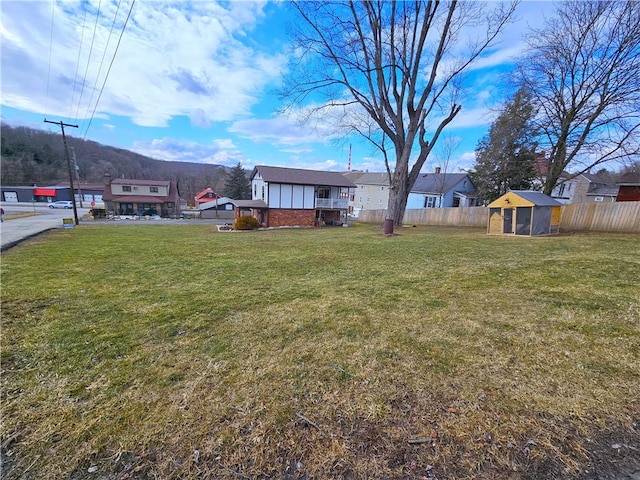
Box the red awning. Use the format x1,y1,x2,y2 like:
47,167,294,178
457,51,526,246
34,188,56,196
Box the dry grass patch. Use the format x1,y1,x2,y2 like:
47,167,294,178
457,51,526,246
1,224,639,479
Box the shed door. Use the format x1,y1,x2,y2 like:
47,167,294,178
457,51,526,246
515,207,532,235
503,208,513,233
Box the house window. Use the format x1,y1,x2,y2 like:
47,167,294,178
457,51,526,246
150,186,158,193
424,196,438,208
381,186,384,190
122,186,132,192
366,197,370,203
359,196,363,203
379,198,383,205
261,186,265,200
317,187,330,199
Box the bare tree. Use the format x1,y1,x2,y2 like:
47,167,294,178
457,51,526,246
283,1,517,231
517,0,640,195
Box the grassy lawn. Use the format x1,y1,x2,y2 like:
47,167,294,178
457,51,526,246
1,224,638,479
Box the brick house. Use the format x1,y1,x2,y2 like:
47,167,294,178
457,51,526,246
249,166,356,227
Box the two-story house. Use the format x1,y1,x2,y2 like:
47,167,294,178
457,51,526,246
250,166,356,227
343,172,390,217
102,174,181,217
406,170,478,208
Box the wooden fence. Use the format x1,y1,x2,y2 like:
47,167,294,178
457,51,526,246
357,201,640,233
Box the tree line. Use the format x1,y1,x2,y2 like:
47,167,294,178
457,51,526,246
0,124,251,203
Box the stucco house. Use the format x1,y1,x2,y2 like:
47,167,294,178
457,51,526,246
249,166,356,227
343,172,390,217
102,174,181,218
407,170,478,209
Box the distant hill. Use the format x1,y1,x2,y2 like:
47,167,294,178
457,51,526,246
0,123,230,202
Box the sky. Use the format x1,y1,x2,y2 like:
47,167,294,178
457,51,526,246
1,0,556,175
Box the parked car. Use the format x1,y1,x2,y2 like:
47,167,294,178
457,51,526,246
48,201,73,209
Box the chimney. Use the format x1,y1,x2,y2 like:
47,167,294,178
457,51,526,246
104,172,111,185
435,166,441,174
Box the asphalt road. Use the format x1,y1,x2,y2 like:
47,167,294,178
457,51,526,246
0,202,229,251
0,202,91,251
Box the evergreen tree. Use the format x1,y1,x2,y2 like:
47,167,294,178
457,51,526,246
471,88,538,203
223,162,251,200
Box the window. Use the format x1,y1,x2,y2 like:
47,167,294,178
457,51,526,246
254,184,257,197
366,197,370,203
379,198,383,205
381,186,384,190
424,196,438,208
122,186,132,192
150,186,158,193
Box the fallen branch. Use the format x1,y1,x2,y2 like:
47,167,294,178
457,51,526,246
408,438,433,445
295,412,324,435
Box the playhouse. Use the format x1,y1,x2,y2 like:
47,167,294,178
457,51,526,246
487,190,562,236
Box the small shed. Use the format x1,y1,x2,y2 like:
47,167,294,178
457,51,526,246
487,190,562,236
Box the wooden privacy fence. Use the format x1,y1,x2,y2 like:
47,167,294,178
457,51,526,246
358,202,640,233
560,202,640,232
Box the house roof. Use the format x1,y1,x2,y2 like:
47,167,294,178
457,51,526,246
510,190,564,206
411,173,470,194
617,171,640,185
344,172,389,186
198,197,234,210
232,199,268,209
194,187,219,201
252,166,356,188
586,186,619,197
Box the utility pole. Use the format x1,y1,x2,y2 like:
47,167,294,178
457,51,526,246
44,119,80,225
70,147,84,208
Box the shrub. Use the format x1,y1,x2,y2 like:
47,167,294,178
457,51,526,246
234,215,260,230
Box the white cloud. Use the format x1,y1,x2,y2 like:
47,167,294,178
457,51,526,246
131,137,242,166
1,1,285,128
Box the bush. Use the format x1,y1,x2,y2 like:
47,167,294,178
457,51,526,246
234,215,260,230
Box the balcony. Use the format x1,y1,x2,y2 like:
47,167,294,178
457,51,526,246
315,197,349,209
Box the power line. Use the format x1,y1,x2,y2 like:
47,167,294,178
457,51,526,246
69,4,89,120
44,0,56,118
82,0,136,140
81,0,124,129
74,0,103,122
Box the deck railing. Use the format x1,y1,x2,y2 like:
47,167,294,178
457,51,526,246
315,198,349,209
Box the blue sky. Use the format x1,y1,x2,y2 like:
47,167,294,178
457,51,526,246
1,1,555,174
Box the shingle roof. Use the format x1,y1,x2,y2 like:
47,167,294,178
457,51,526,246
344,172,389,186
232,200,268,209
510,190,564,206
252,166,356,188
411,173,470,194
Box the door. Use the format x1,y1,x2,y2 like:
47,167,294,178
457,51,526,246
503,208,513,233
3,192,18,202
